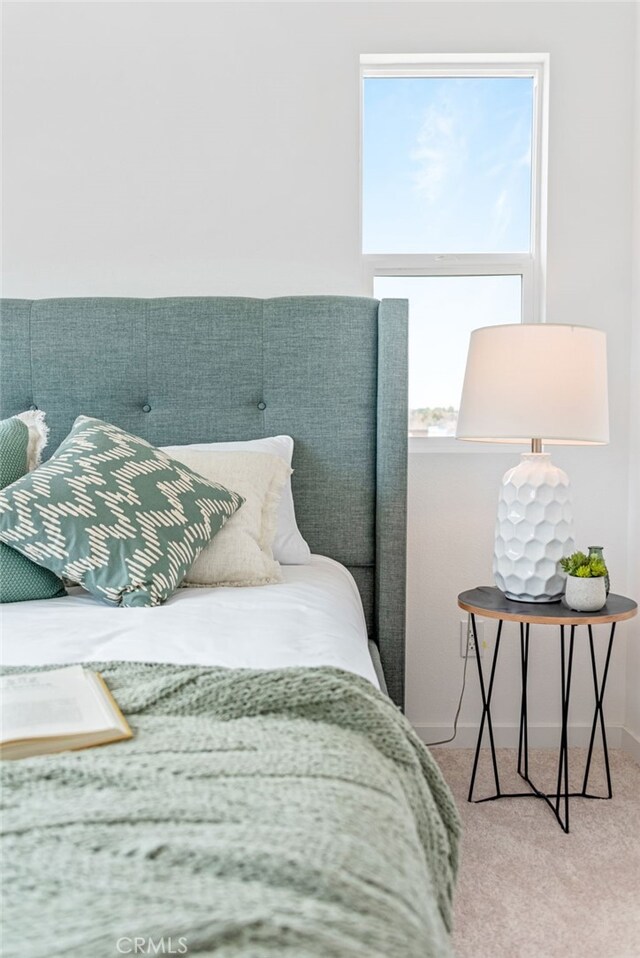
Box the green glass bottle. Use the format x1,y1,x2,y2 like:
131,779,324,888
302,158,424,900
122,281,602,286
588,546,610,595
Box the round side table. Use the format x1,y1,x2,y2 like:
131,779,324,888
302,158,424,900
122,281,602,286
458,586,637,833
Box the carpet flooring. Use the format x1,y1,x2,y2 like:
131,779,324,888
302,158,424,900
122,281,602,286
432,748,640,958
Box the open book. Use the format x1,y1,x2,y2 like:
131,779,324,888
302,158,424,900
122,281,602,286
0,665,132,760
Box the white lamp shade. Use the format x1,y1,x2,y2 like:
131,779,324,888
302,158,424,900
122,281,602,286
456,324,609,444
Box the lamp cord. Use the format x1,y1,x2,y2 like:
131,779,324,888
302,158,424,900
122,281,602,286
423,614,472,747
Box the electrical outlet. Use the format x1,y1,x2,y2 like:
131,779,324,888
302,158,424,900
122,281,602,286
460,618,483,658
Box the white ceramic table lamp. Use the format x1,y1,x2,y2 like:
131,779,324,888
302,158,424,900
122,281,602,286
456,324,609,602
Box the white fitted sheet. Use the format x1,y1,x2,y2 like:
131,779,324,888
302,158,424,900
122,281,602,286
0,556,379,687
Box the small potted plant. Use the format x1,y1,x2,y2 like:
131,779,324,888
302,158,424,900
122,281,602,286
560,551,609,612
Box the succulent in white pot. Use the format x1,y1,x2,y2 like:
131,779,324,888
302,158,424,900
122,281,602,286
560,551,608,613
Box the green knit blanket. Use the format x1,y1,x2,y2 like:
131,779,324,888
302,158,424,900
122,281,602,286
1,663,460,958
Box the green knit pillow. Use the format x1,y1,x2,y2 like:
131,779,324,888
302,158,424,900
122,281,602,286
0,416,66,603
0,416,245,608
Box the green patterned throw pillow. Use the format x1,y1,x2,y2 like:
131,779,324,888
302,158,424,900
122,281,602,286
0,417,244,607
0,414,66,603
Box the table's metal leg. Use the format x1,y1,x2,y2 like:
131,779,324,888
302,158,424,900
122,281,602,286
554,625,566,820
582,622,616,799
468,615,502,802
554,624,575,832
466,606,622,832
517,622,530,779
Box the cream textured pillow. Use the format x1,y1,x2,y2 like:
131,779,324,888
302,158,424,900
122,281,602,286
162,436,310,565
167,450,291,587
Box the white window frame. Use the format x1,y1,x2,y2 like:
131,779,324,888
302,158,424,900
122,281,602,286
360,53,549,453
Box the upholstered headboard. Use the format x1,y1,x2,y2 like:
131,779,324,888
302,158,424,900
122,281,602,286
0,296,408,706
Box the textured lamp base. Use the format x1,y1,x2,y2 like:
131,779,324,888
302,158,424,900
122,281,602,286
493,453,574,603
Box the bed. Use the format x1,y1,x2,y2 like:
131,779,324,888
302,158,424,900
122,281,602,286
0,296,459,957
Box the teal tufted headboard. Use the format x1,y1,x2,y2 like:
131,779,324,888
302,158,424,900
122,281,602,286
0,296,408,706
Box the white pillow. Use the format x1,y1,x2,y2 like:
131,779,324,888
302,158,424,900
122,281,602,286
15,409,49,470
161,436,311,565
164,449,291,588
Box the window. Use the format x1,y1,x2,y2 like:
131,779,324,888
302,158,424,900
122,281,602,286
361,55,548,449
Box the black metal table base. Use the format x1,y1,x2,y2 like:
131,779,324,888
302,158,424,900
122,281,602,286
467,614,616,833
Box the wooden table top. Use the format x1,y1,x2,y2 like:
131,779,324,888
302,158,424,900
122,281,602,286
458,586,638,626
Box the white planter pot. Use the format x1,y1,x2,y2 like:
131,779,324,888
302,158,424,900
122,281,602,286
564,575,607,613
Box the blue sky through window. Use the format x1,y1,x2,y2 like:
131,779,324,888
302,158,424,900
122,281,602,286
363,76,533,253
374,274,522,431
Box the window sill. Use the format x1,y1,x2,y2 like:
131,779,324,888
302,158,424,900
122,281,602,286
409,437,524,455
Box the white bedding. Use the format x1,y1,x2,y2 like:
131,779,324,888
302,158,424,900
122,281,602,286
0,556,379,687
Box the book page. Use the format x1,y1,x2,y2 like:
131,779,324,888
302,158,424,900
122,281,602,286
1,666,114,742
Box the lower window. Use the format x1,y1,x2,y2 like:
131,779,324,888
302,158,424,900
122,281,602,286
374,274,522,438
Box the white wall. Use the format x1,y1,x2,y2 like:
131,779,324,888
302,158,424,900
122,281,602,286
626,11,640,760
2,1,637,747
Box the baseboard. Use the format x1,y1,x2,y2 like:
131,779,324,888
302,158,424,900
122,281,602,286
621,727,640,763
413,722,624,749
